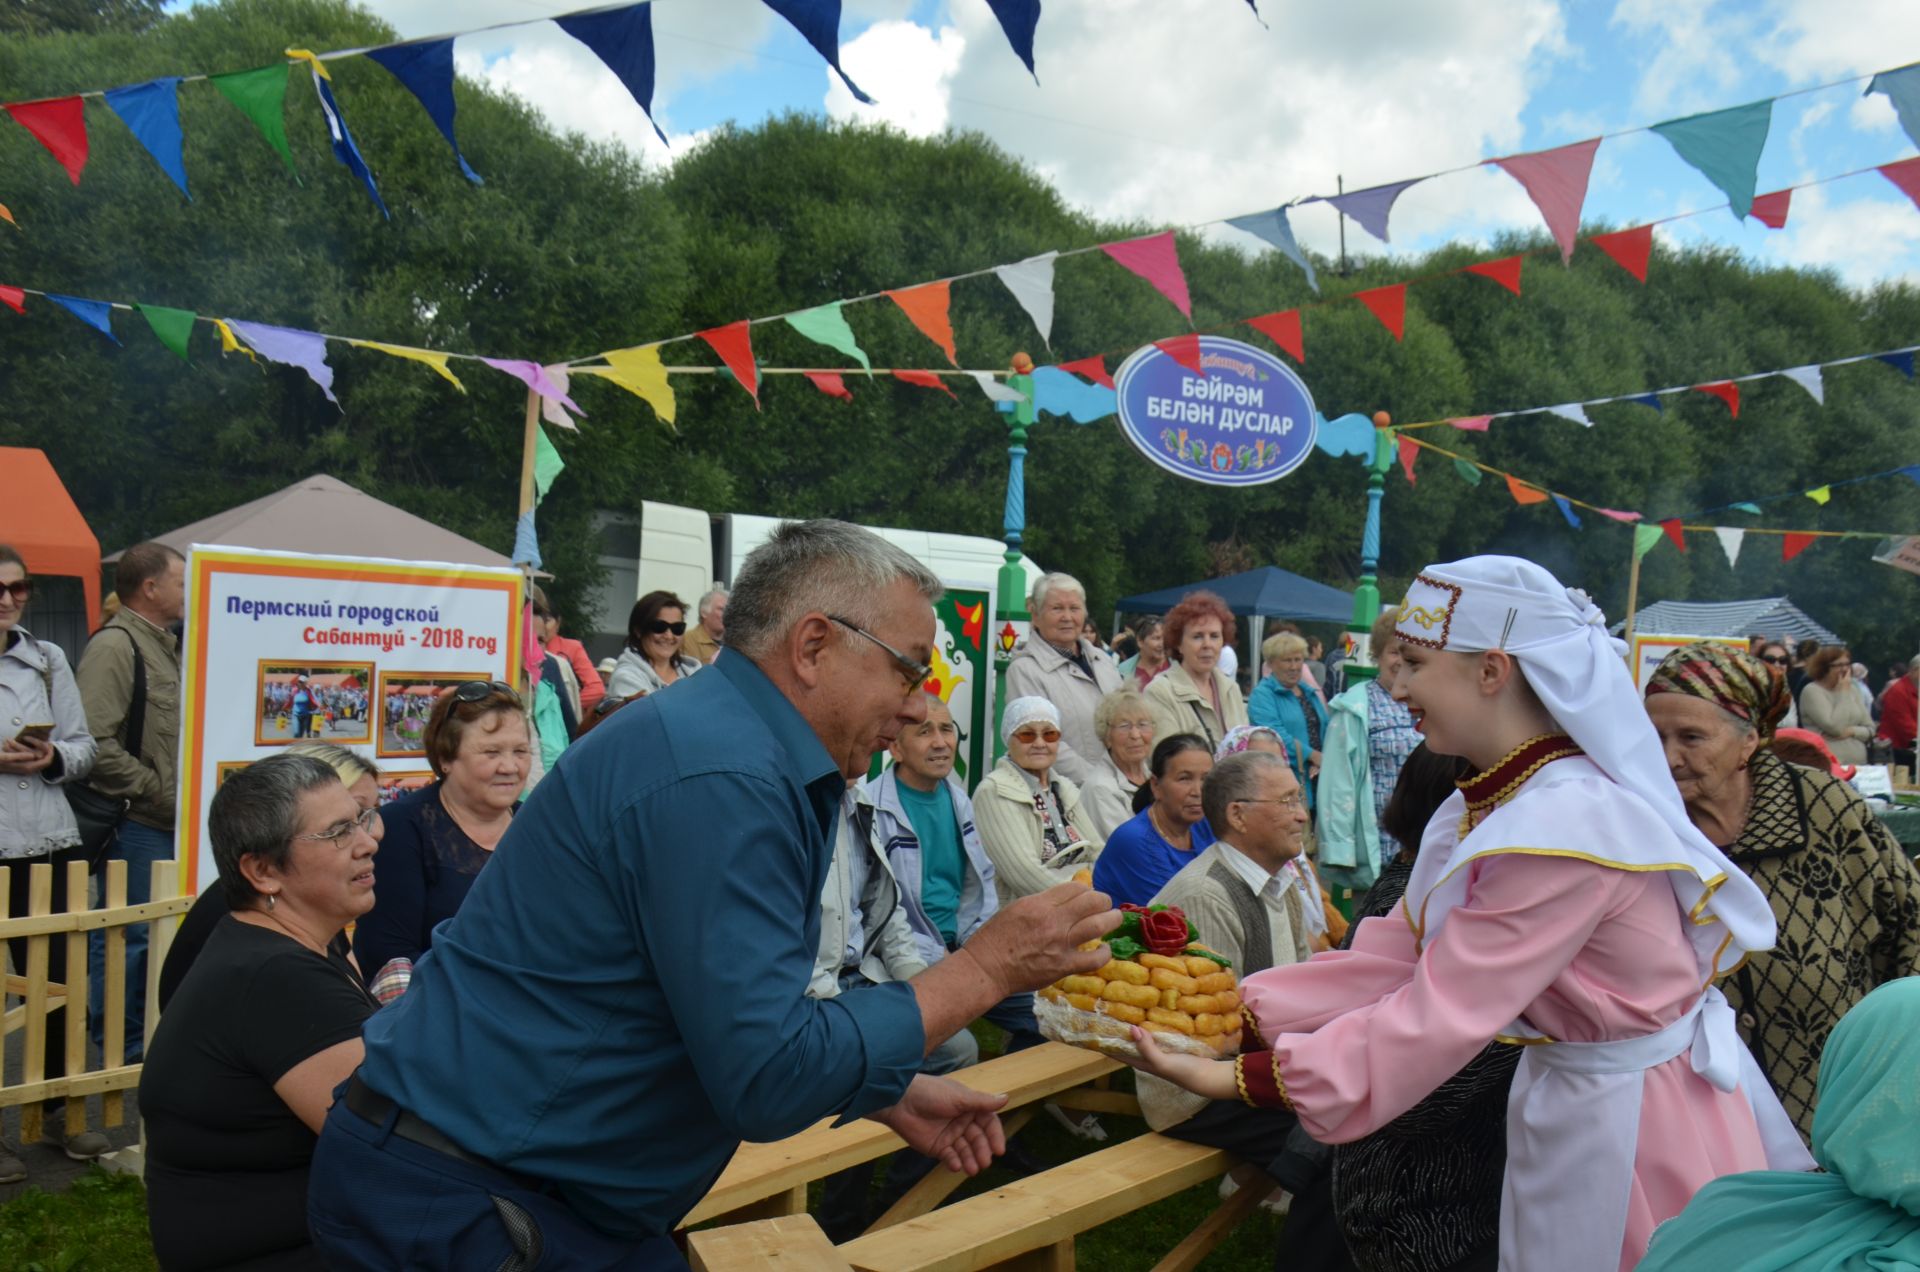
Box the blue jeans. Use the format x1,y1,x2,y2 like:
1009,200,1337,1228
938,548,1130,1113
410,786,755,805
90,817,173,1059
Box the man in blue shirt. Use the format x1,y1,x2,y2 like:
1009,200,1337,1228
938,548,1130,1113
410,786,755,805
307,520,1119,1269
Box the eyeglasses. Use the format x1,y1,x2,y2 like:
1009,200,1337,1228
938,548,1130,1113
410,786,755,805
292,805,381,849
1237,794,1306,810
1759,654,1788,665
645,620,687,636
452,680,521,706
0,580,30,604
1012,727,1062,744
828,615,933,691
1110,720,1153,734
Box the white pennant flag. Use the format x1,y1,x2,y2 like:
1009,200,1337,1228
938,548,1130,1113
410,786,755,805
1779,364,1825,404
1546,402,1593,427
968,371,1028,403
993,252,1058,350
540,366,579,431
1714,527,1745,567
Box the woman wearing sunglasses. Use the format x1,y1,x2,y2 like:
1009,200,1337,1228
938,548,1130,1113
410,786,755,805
973,697,1103,905
605,590,704,703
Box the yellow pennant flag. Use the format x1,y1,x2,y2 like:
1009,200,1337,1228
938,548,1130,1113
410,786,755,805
284,48,332,80
579,345,676,428
1806,486,1832,505
349,340,467,392
211,318,259,364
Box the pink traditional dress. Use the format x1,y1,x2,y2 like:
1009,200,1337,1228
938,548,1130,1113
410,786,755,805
1231,561,1812,1272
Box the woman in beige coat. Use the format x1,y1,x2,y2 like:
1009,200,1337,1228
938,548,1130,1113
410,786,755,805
1799,645,1875,766
1143,590,1248,752
974,697,1101,904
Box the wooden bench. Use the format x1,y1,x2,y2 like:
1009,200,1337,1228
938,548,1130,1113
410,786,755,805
688,1215,850,1271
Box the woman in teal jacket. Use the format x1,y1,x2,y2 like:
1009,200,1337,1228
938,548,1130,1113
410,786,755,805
1247,631,1328,808
1313,611,1419,893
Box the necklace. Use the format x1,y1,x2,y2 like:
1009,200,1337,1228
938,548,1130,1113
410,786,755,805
1148,804,1190,850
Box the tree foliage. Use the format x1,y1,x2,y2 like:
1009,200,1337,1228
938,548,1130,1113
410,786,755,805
2,1,1917,668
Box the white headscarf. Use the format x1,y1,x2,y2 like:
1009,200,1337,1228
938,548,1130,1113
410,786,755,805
1001,695,1062,745
1393,556,1776,964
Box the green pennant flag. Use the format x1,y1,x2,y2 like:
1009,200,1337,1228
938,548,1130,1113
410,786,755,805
1452,457,1483,485
1633,523,1665,561
135,303,196,362
784,302,872,374
533,426,565,503
210,64,298,177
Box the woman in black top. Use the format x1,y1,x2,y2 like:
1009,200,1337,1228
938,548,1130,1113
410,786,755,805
140,753,380,1271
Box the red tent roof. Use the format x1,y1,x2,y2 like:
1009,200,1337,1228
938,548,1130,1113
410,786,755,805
0,448,101,628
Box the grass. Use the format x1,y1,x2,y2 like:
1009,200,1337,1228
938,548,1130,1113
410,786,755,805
0,1169,156,1272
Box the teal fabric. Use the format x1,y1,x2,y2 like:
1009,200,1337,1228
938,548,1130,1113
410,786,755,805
1636,977,1920,1271
897,779,963,945
1315,683,1379,892
532,679,568,770
1248,675,1327,809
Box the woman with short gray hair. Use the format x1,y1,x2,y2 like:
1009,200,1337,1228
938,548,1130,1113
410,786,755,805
1080,687,1156,839
1007,571,1121,786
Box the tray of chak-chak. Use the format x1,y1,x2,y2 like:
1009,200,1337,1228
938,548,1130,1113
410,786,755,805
1036,875,1243,1062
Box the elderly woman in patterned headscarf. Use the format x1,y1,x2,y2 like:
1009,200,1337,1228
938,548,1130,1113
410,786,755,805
1644,642,1920,1139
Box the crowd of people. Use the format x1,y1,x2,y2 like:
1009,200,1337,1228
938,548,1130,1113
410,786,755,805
3,526,1919,1270
263,677,369,740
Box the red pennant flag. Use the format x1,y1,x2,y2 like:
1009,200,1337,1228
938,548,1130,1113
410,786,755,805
4,97,89,185
1491,137,1601,264
1589,225,1653,282
1154,333,1206,375
1396,434,1418,484
1748,189,1791,229
1660,518,1687,552
1781,532,1817,562
804,371,853,400
1245,311,1303,362
1692,381,1740,418
1505,473,1550,505
1354,284,1407,341
1878,156,1920,210
0,285,24,315
696,321,759,407
1056,355,1113,388
892,369,957,399
1464,255,1524,295
1101,231,1193,320
885,281,958,366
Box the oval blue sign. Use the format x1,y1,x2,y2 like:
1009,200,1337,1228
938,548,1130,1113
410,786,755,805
1113,336,1317,487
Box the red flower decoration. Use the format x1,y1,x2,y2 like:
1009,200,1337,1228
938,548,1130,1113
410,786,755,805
1139,907,1191,956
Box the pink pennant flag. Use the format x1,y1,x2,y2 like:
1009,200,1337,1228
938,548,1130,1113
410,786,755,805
481,358,584,416
1055,355,1113,388
1597,508,1644,523
893,369,957,399
1877,156,1920,210
1449,415,1492,432
1100,231,1193,320
804,371,853,400
1748,188,1791,229
1490,137,1602,264
1154,333,1206,375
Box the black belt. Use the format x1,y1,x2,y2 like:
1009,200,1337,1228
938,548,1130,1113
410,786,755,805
345,1075,504,1174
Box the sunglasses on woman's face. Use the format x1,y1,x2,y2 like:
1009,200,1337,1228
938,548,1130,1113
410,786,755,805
1760,654,1788,665
0,580,30,604
1012,727,1061,744
645,620,687,636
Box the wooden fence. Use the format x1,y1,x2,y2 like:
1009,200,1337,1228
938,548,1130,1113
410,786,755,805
0,859,192,1145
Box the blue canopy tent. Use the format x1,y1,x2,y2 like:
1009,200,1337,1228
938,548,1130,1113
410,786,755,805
1116,566,1355,676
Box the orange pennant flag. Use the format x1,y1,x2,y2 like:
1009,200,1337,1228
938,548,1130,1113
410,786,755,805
885,281,957,366
1505,473,1550,505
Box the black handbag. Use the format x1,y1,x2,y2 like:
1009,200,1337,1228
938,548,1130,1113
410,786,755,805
51,628,146,866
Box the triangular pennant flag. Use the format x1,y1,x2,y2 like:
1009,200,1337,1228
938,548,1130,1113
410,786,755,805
1505,473,1550,505
1866,63,1920,151
1546,403,1593,427
0,204,14,229
1748,188,1791,229
1055,354,1113,388
533,426,566,502
804,371,853,400
1900,465,1920,487
1552,495,1582,528
1782,532,1817,562
1452,457,1484,485
1354,284,1407,341
982,0,1041,82
0,286,24,315
1491,137,1601,264
1029,367,1117,423
349,339,467,391
1244,311,1303,362
1806,485,1831,505
211,318,257,363
226,319,336,404
5,98,89,185
210,65,297,176
1396,434,1418,484
993,252,1057,349
1633,523,1666,560
885,281,957,366
366,37,484,181
1660,518,1687,551
47,294,119,344
1877,350,1916,379
1154,333,1205,375
1449,415,1491,432
1628,392,1664,411
1650,98,1772,219
298,56,388,217
1315,412,1377,460
479,358,583,416
1100,231,1193,320
1732,502,1762,514
135,303,195,362
1713,527,1745,567
103,78,189,197
893,369,957,399
581,345,674,426
697,321,759,406
1599,508,1643,523
785,302,872,373
1464,255,1524,295
512,508,543,571
1225,207,1318,293
1692,381,1740,417
1589,224,1653,282
1780,365,1824,404
553,4,670,148
761,0,874,104
968,371,1027,403
1318,178,1424,245
540,367,578,431
1877,155,1920,210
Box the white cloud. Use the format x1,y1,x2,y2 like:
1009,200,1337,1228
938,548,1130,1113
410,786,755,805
826,21,967,136
1609,0,1758,116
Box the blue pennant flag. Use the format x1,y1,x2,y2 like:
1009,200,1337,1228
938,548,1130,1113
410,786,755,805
1030,366,1116,423
47,294,121,344
761,0,874,104
554,4,670,148
1552,494,1583,529
1866,64,1920,152
1650,98,1772,220
512,509,543,570
1900,465,1920,487
367,38,483,183
1226,206,1319,294
983,0,1041,82
304,66,388,218
1628,392,1664,411
1878,350,1916,379
1314,412,1376,460
103,77,190,198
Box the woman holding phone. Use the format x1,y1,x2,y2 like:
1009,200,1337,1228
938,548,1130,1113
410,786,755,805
0,543,103,1180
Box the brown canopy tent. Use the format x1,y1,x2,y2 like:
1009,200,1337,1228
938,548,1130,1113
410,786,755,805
1,447,102,656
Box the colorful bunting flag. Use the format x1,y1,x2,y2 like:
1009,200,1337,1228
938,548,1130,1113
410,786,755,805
1628,393,1664,411
982,0,1041,83
1552,495,1582,528
1692,381,1740,417
1660,518,1687,551
583,345,675,426
47,294,118,344
210,64,297,176
480,358,583,416
1055,354,1113,388
367,37,484,181
697,321,759,406
785,302,871,373
1244,311,1303,363
349,340,466,391
1878,350,1916,379
1100,231,1193,320
1805,485,1831,505
5,97,89,186
1650,98,1772,219
761,0,873,104
1731,502,1762,514
227,319,335,403
1491,138,1600,264
539,367,577,430
211,318,257,362
1782,532,1817,561
136,303,195,361
1029,366,1117,423
1318,178,1424,245
297,54,388,217
1449,415,1491,432
968,371,1028,403
1464,255,1524,295
1354,284,1406,341
0,286,23,315
1748,188,1791,228
103,78,189,198
1154,333,1205,375
1396,434,1418,484
893,369,957,399
1780,365,1824,403
1878,155,1920,210
1633,523,1666,560
1589,224,1653,282
993,252,1057,349
1452,457,1483,485
512,509,542,570
553,5,670,148
1598,508,1643,523
533,426,566,501
1505,474,1550,505
1901,465,1920,487
1546,403,1593,427
804,371,853,400
1225,207,1318,293
1713,527,1744,567
1866,63,1920,151
0,204,14,229
885,281,957,365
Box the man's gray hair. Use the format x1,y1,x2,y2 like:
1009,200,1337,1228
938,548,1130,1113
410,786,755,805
1028,572,1085,614
208,753,343,910
726,520,942,661
1908,653,1920,672
1202,750,1289,830
697,584,730,618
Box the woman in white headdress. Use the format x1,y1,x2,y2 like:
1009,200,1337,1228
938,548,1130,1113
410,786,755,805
1125,556,1811,1272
